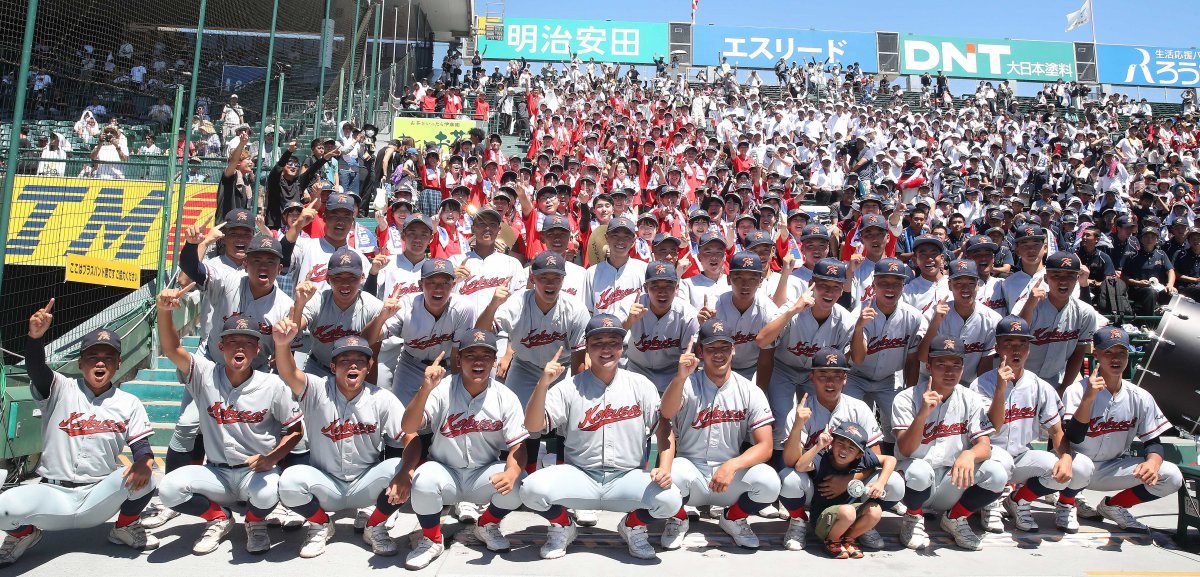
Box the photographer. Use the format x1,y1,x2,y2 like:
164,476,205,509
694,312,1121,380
91,126,129,180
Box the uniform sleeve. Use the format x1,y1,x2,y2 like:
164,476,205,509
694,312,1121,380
1077,304,1102,344
542,382,570,435
1135,390,1172,441
124,399,155,445
501,391,530,448
380,390,407,448
567,305,589,351
383,308,406,339
493,296,520,334
891,390,915,432
181,352,216,396
272,379,304,427
302,290,324,324
681,311,700,350
746,385,775,431
1061,382,1083,421
421,380,449,435
909,313,929,351
583,268,596,314
967,391,995,440
297,373,327,406
1038,382,1064,427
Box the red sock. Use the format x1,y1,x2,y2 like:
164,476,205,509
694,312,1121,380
367,508,390,527
1106,489,1144,509
7,526,34,538
422,524,443,543
907,508,923,517
725,502,749,521
478,508,503,527
1013,484,1039,503
789,506,808,520
673,508,688,520
524,462,539,475
624,511,647,528
548,508,570,527
948,502,972,520
307,508,329,524
1058,494,1076,506
115,513,140,528
245,511,265,523
199,502,228,522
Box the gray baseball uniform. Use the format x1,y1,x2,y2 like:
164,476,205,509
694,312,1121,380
373,254,426,391
679,273,731,310
847,301,926,441
921,305,1001,385
902,276,951,315
301,289,384,374
714,292,782,379
197,253,241,338
454,250,528,314
850,256,879,306
203,274,294,369
624,295,700,392
757,271,808,308
976,276,1008,315
493,290,589,405
1020,297,1105,386
383,295,476,404
289,237,369,291
764,304,853,446
409,374,530,516
584,258,648,317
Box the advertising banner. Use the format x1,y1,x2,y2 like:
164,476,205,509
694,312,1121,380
476,18,669,64
392,117,481,153
691,26,877,70
1097,44,1200,87
899,35,1076,82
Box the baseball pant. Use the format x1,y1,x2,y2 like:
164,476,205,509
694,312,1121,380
765,365,810,448
0,469,156,531
409,461,524,516
392,352,446,406
843,375,900,443
375,339,403,398
168,390,201,454
1083,456,1183,498
278,459,403,513
624,362,675,393
993,448,1094,492
504,356,566,408
671,458,780,507
778,468,905,507
519,465,682,518
897,458,1009,512
158,464,280,512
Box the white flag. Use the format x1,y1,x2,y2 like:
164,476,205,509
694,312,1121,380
1065,0,1092,32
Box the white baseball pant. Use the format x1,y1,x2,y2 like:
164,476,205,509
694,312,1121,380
0,470,155,531
671,458,781,507
992,448,1094,492
158,464,280,511
520,465,683,518
278,458,403,512
1085,456,1183,497
897,457,1009,512
778,468,905,506
409,461,524,516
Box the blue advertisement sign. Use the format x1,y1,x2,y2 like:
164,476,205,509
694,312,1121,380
221,65,267,94
691,26,877,71
1097,44,1200,87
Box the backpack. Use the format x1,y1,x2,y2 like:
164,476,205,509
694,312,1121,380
1094,277,1133,317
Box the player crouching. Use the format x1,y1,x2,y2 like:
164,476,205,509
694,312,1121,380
1061,327,1182,532
272,320,414,558
659,318,780,550
401,330,528,570
0,302,158,567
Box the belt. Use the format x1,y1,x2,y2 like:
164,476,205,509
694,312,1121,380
404,352,449,368
43,478,96,488
212,462,250,470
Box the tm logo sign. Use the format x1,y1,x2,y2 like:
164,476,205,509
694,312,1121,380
900,36,1075,81
7,183,165,264
904,40,1010,75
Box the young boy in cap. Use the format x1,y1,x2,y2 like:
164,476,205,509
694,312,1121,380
1059,327,1181,531
520,314,682,560
584,216,648,318
697,252,778,383
791,420,895,559
271,324,411,558
679,231,732,310
659,318,779,550
919,260,1002,386
292,248,385,379
892,337,1008,551
1016,251,1105,390
401,329,529,569
623,261,700,392
0,310,157,567
970,316,1092,534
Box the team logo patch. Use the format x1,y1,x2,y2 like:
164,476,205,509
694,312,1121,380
742,257,755,267
346,336,361,347
546,255,558,266
712,322,724,332
1061,257,1074,267
943,339,956,349
957,261,968,270
236,211,249,221
845,424,860,435
825,353,839,365
97,331,111,341
825,264,839,275
473,331,486,342
435,260,448,270
1010,321,1023,331
655,263,667,274
236,318,250,329
1108,328,1123,339
888,262,900,272
602,317,615,328
339,253,353,265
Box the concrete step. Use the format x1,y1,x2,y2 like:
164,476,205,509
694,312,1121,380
181,335,201,348
121,381,185,402
135,368,181,382
143,400,182,424
152,356,179,370
148,423,176,448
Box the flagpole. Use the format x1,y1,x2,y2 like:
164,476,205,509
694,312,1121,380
1089,0,1099,88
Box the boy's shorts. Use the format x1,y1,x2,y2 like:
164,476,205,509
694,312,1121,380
815,503,866,541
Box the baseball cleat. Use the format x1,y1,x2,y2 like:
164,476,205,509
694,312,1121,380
1055,503,1080,533
363,524,398,556
571,509,598,527
540,521,577,559
617,516,657,559
661,516,688,550
1075,496,1101,519
1096,500,1148,531
404,536,444,570
474,522,511,552
981,499,1005,533
354,506,374,533
192,517,232,555
683,505,700,520
454,502,481,524
1002,495,1038,532
0,528,42,566
245,520,271,554
299,522,333,558
857,528,885,550
108,521,159,550
900,514,928,549
783,517,808,551
266,506,305,530
719,516,760,549
140,499,180,529
940,513,983,551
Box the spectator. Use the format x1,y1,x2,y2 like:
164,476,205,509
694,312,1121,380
220,94,244,140
91,126,129,179
36,132,69,176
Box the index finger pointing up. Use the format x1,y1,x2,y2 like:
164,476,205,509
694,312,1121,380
42,298,55,313
433,350,446,366
552,345,564,363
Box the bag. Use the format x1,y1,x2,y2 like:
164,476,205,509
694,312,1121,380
1094,277,1133,317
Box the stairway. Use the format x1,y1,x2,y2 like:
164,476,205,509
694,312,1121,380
120,334,202,458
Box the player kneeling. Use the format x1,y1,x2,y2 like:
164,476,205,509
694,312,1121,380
658,318,779,550
1061,327,1182,532
520,314,683,560
271,320,413,558
0,304,157,567
401,330,528,570
892,337,1010,551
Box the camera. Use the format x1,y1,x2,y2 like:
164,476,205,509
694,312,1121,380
103,133,114,143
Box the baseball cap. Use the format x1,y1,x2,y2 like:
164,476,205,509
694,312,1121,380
439,197,462,212
873,258,909,278
331,334,373,359
698,317,734,345
327,248,363,276
79,327,122,355
475,205,502,222
1012,224,1046,242
282,200,305,213
743,229,774,249
963,234,998,254
421,258,455,279
928,336,966,358
652,233,681,248
543,215,572,232
830,421,869,453
403,214,434,232
607,216,637,235
224,208,254,230
698,231,728,248
1093,326,1131,350
1046,251,1081,272
812,258,848,282
459,329,499,353
812,347,850,371
912,234,944,252
325,193,358,213
729,251,764,274
1115,215,1136,228
585,313,627,339
787,207,810,222
220,314,264,339
860,213,889,232
688,209,711,223
245,234,283,258
645,260,678,283
948,259,980,280
800,224,830,241
996,315,1034,339
535,185,558,199
531,251,567,276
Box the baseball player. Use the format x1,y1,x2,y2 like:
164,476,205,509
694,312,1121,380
744,229,806,307
755,257,853,451
376,258,476,404
892,337,1009,552
697,252,778,383
1016,252,1105,389
452,207,527,315
0,306,157,567
658,318,779,550
156,294,303,555
284,193,370,292
623,261,700,392
678,231,731,310
584,216,648,318
900,235,951,314
187,209,255,347
969,316,1093,534
1002,224,1079,312
1060,327,1182,532
401,330,529,569
847,258,926,448
369,214,433,392
519,314,683,560
529,215,587,298
790,224,833,285
271,322,411,558
291,247,385,378
962,234,1008,315
918,260,1001,385
778,348,904,551
848,214,892,307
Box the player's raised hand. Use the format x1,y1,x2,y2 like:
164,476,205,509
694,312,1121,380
626,300,648,325
697,294,716,322
932,295,950,319
996,353,1016,387
298,198,320,227
422,351,447,389
1083,372,1106,398
1030,283,1047,303
380,283,405,318
156,283,195,312
370,253,389,275
848,253,865,274
677,338,699,377
204,221,226,244
781,252,796,274
294,269,318,304
794,392,813,425
921,388,943,412
857,298,877,327
791,292,815,315
490,285,512,306
816,428,834,449
28,298,55,339
540,346,567,384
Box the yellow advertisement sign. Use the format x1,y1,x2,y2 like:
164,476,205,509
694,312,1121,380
4,176,219,270
65,253,141,289
391,117,480,156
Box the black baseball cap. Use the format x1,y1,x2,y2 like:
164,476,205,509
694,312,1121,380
585,313,627,339
1046,251,1081,272
220,313,264,339
531,251,567,276
831,421,868,453
645,260,678,283
963,234,998,254
912,234,945,252
607,216,637,235
698,317,733,345
698,231,728,247
543,215,572,232
948,259,980,280
652,233,681,248
873,258,908,278
812,347,850,371
327,248,363,276
812,258,848,282
1094,326,1131,350
421,258,455,279
1012,224,1046,242
729,251,764,273
996,315,1033,339
744,229,774,249
325,193,358,213
403,214,434,232
224,209,254,230
928,336,965,358
800,224,830,241
459,329,499,353
80,327,122,355
860,213,889,232
332,334,373,358
246,235,283,258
